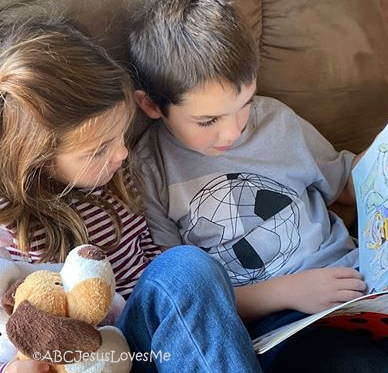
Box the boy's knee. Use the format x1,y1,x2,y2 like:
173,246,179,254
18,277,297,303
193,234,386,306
155,245,215,271
163,244,209,262
149,245,229,288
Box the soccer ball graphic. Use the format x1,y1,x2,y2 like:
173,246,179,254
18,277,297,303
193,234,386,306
183,173,301,285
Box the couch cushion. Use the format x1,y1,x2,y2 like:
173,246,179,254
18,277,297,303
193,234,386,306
234,0,262,46
0,0,133,62
256,0,388,153
3,0,388,155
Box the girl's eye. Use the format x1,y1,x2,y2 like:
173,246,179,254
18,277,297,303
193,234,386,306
198,117,219,127
94,145,108,158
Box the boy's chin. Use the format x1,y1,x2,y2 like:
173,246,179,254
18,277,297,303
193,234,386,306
202,149,227,157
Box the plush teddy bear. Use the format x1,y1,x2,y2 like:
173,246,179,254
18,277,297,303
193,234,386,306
1,244,132,373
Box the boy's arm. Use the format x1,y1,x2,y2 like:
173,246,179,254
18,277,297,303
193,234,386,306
139,177,183,248
335,129,385,206
335,150,366,205
134,150,184,248
235,267,366,321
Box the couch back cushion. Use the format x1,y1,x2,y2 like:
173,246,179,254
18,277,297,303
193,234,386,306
3,0,388,153
251,0,388,153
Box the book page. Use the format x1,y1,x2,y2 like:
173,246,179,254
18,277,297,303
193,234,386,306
252,291,388,354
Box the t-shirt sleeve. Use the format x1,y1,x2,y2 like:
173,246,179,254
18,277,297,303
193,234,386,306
135,155,183,248
292,111,355,205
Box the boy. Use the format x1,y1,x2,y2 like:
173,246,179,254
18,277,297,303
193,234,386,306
127,0,388,371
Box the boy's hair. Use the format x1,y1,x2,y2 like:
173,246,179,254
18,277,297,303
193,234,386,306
0,19,138,262
127,0,258,116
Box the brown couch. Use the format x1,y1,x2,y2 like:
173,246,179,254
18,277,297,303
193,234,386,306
3,0,388,224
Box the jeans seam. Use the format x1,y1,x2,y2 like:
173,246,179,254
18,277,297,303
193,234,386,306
148,277,213,372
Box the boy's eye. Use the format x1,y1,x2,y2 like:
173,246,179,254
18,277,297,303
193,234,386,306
245,98,254,106
198,117,219,127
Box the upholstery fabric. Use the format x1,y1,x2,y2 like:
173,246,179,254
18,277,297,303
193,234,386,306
3,0,388,223
254,0,388,153
2,0,388,151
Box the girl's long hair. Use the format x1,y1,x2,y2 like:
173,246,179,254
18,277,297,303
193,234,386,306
0,20,139,262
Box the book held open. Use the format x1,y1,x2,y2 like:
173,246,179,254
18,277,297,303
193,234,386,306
252,125,388,354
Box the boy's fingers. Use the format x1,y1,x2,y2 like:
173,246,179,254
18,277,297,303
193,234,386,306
332,267,363,279
338,278,367,292
334,289,366,303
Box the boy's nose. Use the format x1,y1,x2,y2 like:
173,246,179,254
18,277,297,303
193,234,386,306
220,118,242,143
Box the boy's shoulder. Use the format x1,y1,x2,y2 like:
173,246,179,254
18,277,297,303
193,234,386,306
134,118,164,161
249,95,308,136
252,95,298,118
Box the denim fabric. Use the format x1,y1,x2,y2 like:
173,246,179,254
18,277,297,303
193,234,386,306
117,245,263,373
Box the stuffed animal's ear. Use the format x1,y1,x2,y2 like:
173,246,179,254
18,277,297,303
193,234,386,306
1,278,25,315
61,245,115,325
6,300,102,364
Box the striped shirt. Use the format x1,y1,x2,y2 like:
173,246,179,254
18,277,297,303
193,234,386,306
0,175,160,300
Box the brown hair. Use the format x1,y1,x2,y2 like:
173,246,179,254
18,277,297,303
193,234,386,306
0,20,138,262
126,0,258,116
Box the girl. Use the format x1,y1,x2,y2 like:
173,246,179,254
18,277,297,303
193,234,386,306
0,20,262,373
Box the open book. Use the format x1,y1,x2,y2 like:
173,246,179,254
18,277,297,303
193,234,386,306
252,125,388,354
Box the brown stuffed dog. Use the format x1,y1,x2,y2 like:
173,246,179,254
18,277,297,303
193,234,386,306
2,245,132,373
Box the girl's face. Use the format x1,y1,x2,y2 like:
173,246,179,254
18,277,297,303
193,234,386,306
52,102,130,189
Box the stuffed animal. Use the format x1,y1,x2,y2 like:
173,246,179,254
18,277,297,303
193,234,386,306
1,244,132,373
0,238,63,363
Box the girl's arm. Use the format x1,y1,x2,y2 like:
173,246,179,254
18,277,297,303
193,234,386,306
3,358,52,373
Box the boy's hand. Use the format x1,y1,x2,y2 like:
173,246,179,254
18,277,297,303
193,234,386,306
285,267,366,314
5,358,53,373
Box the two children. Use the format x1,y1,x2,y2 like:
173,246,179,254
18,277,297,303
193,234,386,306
127,0,388,371
0,20,262,373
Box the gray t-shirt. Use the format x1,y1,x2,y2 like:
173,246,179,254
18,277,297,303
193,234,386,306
135,96,358,286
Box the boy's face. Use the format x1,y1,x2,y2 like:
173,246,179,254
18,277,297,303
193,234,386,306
162,79,257,156
52,102,129,189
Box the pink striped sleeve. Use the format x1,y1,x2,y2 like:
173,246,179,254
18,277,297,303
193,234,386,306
140,227,161,259
0,362,9,372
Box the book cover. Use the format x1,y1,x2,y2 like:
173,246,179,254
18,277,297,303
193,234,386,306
353,126,388,293
252,125,388,354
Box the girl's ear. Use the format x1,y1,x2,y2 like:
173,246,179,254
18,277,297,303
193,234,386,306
133,91,162,119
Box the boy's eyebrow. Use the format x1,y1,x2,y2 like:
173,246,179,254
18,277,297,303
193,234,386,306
191,93,255,120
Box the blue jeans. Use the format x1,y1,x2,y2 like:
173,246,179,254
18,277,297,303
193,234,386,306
117,245,263,373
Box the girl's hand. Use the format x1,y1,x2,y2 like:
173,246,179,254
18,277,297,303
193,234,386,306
4,358,53,373
284,267,366,314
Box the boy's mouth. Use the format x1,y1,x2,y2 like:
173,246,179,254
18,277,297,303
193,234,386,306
213,145,231,152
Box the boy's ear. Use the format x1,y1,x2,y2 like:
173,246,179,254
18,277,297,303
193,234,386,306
133,91,162,119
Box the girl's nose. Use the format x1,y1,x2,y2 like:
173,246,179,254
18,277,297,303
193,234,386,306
111,142,128,163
